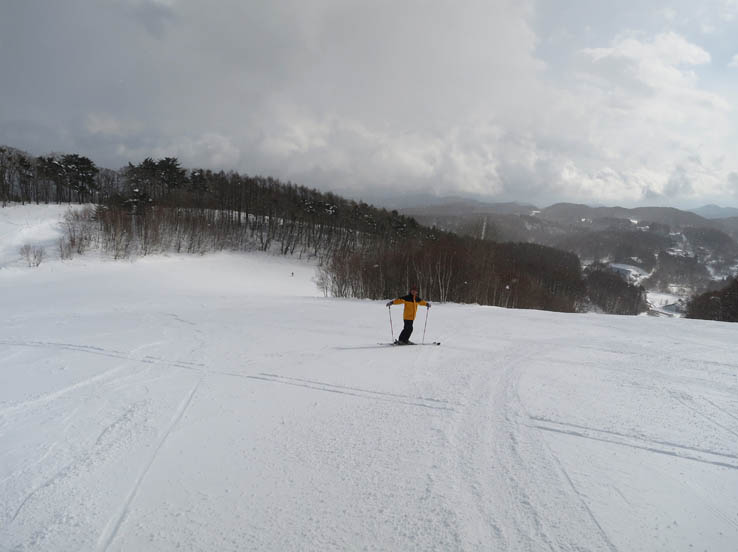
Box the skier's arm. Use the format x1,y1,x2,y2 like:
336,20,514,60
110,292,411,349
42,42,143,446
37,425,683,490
386,298,404,307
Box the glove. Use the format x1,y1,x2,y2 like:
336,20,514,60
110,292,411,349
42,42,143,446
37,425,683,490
386,301,392,307
427,303,431,308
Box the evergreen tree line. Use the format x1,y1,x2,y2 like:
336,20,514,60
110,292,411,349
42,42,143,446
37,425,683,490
0,146,120,205
98,161,420,260
686,278,738,322
642,250,711,292
100,157,644,313
318,233,587,312
3,144,648,314
583,263,648,315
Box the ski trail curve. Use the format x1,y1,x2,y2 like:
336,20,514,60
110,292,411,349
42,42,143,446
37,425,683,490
450,342,619,551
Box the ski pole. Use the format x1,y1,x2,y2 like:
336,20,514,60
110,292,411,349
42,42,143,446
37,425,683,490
388,304,394,342
422,305,429,344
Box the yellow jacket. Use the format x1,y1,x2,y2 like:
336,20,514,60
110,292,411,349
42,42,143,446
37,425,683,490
391,294,428,320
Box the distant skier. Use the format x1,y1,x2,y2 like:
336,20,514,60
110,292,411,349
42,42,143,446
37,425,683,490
386,285,430,344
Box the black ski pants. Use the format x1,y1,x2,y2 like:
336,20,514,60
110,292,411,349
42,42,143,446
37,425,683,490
398,319,414,343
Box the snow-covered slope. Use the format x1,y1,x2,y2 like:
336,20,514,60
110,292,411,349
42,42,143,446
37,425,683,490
1,205,737,551
0,204,74,269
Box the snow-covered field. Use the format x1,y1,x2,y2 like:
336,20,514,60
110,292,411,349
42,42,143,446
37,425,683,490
2,204,738,551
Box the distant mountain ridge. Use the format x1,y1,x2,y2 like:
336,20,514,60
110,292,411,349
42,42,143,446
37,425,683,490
688,204,738,219
402,200,738,237
538,203,708,228
399,198,738,312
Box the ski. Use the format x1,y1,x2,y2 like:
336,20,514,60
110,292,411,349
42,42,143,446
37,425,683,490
379,341,441,346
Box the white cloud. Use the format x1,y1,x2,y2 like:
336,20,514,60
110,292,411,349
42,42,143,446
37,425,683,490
658,7,677,22
521,31,738,204
729,53,738,68
3,1,738,207
582,32,711,81
718,0,738,21
176,133,242,168
239,26,736,206
115,133,241,169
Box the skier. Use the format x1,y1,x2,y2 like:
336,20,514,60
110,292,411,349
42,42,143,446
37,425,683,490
386,285,430,344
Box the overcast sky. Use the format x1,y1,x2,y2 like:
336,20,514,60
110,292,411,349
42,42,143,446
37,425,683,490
1,0,737,207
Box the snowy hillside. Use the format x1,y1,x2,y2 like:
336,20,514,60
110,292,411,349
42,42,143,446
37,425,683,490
1,204,737,551
0,204,73,269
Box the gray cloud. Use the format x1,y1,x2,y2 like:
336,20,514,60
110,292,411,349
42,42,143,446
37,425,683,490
119,0,178,38
666,166,696,197
1,0,737,207
728,172,738,196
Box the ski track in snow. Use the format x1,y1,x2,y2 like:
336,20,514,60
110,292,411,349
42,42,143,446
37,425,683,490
248,373,458,412
0,340,204,418
2,205,738,551
3,319,738,551
97,378,203,552
532,419,738,471
445,342,619,551
259,373,462,406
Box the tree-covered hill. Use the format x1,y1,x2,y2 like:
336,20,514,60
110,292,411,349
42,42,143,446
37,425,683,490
1,145,646,315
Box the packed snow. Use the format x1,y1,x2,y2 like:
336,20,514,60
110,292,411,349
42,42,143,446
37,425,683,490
1,204,738,551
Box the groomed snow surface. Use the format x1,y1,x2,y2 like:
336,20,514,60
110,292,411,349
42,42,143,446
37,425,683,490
1,204,738,551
